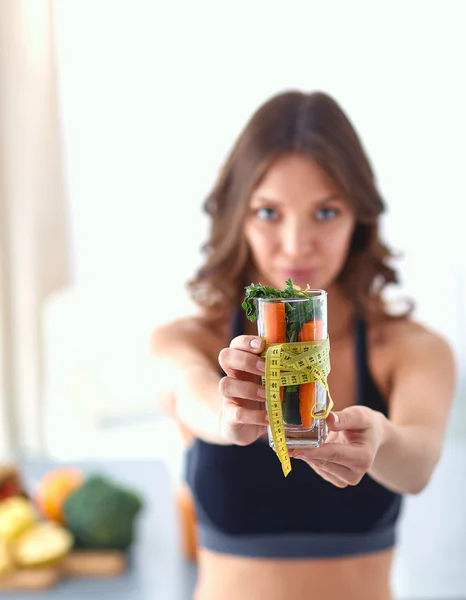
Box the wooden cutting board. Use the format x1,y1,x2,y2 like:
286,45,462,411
0,550,127,591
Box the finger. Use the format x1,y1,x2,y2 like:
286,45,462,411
230,335,264,353
327,406,371,432
307,459,363,486
222,398,269,428
292,443,371,472
218,347,266,378
219,377,266,403
309,464,348,488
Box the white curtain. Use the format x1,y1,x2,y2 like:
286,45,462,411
0,0,71,459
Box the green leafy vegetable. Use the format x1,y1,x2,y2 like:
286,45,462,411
242,277,308,322
286,296,323,342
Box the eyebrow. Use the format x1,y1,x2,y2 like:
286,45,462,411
250,193,343,204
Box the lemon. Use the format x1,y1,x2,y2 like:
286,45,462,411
0,496,37,541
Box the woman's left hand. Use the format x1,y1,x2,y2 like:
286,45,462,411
291,406,385,488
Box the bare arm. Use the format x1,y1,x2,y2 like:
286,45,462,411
369,328,457,494
151,320,229,445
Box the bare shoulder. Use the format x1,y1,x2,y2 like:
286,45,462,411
151,314,228,367
371,316,456,372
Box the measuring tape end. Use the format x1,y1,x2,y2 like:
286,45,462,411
282,461,292,477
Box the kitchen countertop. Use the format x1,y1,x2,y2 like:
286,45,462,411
10,458,198,600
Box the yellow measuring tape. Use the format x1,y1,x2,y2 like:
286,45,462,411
261,337,333,477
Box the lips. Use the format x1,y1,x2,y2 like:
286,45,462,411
282,268,317,287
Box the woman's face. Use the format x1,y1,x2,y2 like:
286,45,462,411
244,154,356,291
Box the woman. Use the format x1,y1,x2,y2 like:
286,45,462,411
152,90,456,600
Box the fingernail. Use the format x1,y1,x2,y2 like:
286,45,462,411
332,412,339,424
293,455,306,461
250,338,262,349
264,412,269,423
256,359,265,372
257,387,266,398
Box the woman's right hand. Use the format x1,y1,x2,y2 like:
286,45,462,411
217,335,269,446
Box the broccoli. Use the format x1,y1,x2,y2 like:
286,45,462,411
63,475,144,551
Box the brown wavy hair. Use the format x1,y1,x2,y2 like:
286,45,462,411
188,90,412,322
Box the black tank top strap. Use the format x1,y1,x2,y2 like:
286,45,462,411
218,307,245,378
354,316,388,415
231,305,244,339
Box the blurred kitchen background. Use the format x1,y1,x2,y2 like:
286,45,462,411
0,1,465,598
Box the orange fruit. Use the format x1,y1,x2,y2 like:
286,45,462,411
34,467,84,523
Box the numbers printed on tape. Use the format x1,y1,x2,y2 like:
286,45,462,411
263,337,333,477
265,345,292,477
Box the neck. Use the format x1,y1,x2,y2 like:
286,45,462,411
327,284,356,338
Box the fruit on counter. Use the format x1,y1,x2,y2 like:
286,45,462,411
11,521,74,568
0,497,38,541
0,495,75,573
63,475,143,551
0,538,13,575
0,466,27,502
34,467,84,523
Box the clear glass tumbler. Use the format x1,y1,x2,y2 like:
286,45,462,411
256,291,329,449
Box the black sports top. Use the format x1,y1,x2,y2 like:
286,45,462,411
185,310,403,558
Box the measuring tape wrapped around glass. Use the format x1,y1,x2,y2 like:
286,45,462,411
261,336,334,476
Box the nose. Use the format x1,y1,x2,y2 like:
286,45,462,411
281,218,315,259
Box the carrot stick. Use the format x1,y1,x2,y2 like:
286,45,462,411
262,301,286,344
298,318,324,427
262,302,286,401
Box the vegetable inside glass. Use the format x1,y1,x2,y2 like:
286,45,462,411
256,291,329,449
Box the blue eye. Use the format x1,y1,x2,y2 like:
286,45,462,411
316,207,340,220
256,207,278,221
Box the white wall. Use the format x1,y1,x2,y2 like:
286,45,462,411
49,0,465,417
